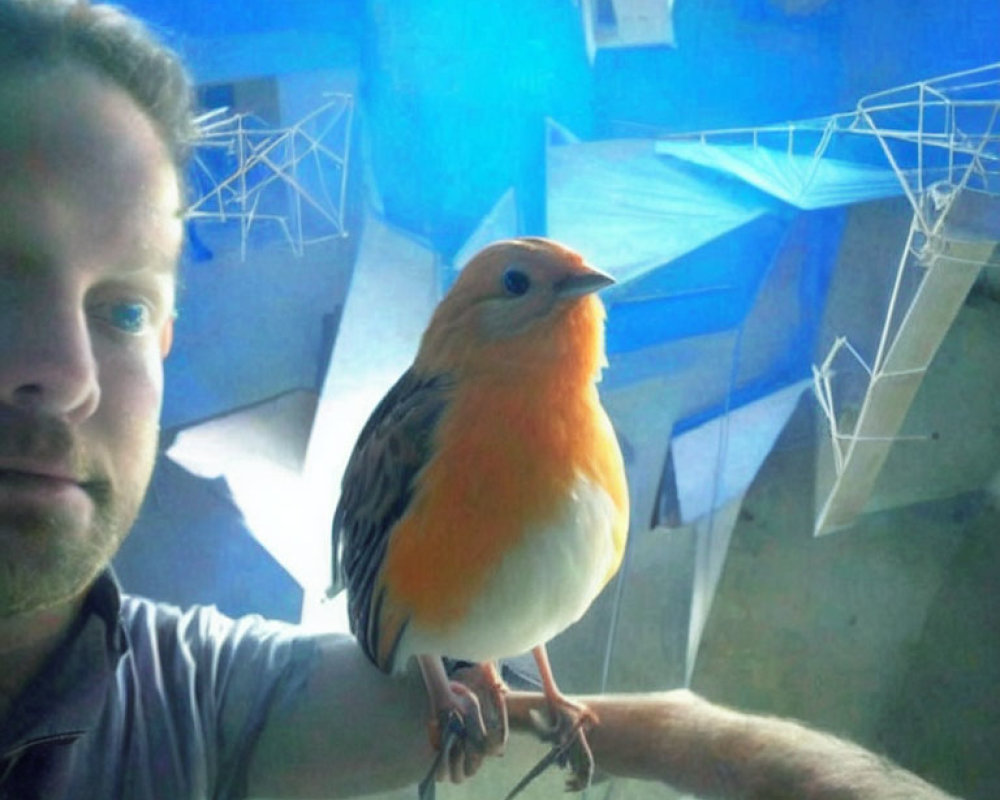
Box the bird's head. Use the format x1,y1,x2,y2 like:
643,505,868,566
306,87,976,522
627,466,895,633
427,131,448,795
415,237,615,379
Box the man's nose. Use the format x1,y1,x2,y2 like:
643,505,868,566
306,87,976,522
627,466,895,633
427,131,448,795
0,292,101,423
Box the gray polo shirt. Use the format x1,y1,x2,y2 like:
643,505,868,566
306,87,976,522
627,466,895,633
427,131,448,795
0,572,322,799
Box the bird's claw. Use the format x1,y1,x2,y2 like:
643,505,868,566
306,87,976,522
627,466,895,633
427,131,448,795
449,662,510,756
534,706,596,792
504,705,596,799
418,680,493,798
418,709,466,800
428,706,467,751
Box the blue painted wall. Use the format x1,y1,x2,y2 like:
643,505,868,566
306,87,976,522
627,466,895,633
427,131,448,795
113,0,1000,429
119,0,1000,259
359,0,592,254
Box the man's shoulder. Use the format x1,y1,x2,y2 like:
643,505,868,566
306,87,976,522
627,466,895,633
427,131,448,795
117,593,311,664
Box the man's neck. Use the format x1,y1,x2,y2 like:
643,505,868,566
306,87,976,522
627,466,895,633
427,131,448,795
0,596,85,724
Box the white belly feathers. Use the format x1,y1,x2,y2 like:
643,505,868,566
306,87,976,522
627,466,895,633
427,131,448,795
395,472,620,666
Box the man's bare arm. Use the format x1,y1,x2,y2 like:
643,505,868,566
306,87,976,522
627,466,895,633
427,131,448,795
245,650,957,800
506,689,958,800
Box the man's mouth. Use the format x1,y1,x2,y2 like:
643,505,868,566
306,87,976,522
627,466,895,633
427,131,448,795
0,464,95,508
0,416,102,514
0,467,80,484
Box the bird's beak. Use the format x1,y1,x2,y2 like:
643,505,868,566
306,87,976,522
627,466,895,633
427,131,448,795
554,267,616,299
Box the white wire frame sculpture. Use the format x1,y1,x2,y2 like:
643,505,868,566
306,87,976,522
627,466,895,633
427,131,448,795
657,63,1000,534
186,92,354,259
812,64,1000,534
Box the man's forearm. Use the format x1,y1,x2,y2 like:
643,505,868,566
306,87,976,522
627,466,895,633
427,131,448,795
505,689,958,800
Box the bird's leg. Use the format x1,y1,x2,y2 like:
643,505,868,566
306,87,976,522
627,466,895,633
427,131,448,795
415,654,489,798
534,644,598,730
474,661,509,754
529,644,597,792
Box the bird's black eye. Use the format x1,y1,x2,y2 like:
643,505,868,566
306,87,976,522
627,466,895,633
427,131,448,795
502,268,531,296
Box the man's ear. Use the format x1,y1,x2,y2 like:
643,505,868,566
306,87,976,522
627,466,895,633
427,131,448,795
160,313,175,358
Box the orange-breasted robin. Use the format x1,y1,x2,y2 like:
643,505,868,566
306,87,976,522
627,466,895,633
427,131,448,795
331,237,629,794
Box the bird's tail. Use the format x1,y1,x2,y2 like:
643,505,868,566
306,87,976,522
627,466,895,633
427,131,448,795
327,506,347,599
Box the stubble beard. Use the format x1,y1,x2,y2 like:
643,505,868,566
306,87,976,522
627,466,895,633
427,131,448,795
0,485,136,617
0,417,157,618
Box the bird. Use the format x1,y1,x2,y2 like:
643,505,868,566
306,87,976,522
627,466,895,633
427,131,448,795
330,236,629,794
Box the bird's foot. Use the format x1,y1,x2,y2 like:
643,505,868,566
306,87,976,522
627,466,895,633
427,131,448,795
532,696,597,791
450,661,509,756
416,657,513,799
505,697,597,799
428,679,488,764
417,673,492,800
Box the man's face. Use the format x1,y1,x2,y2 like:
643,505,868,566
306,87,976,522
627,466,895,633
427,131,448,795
0,65,183,616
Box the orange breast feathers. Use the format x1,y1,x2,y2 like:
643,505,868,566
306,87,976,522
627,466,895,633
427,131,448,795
379,275,629,640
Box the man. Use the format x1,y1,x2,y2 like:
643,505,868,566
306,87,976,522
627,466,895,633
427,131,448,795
0,2,960,798
0,2,457,796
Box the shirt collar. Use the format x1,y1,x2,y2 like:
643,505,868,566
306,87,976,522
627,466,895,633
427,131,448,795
0,570,127,757
84,568,127,657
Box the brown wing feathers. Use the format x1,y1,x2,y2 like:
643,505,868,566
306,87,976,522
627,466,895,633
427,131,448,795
331,368,453,670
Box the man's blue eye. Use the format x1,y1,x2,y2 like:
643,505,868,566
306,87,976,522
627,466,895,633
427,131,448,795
108,302,149,333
